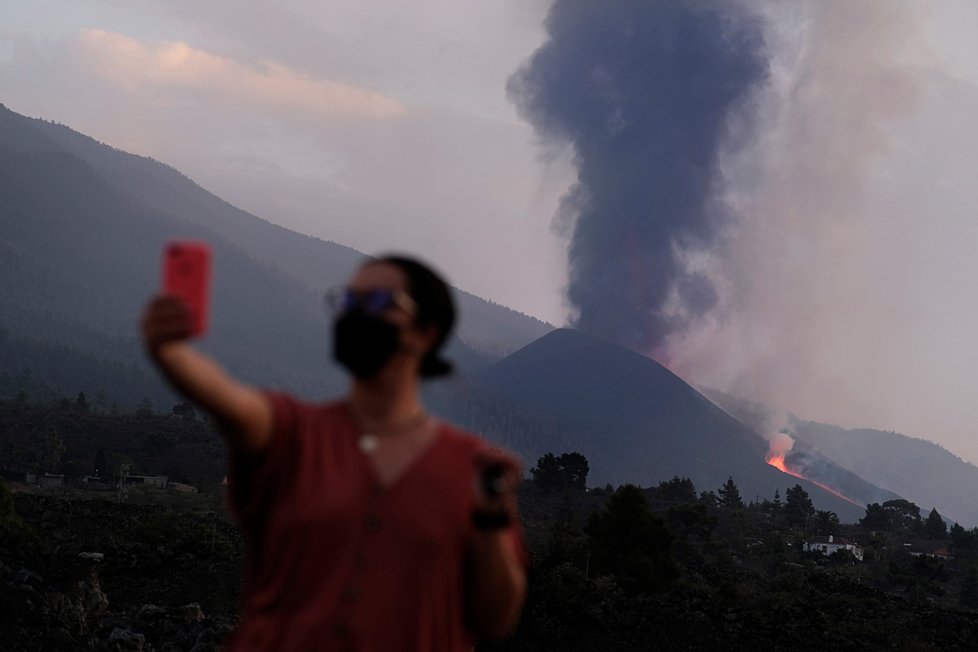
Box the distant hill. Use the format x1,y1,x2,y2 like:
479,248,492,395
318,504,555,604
704,388,978,528
0,104,549,408
793,421,978,527
474,328,885,521
0,105,908,524
0,135,341,406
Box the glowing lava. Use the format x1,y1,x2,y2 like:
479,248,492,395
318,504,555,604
765,432,799,476
765,451,801,478
765,434,863,507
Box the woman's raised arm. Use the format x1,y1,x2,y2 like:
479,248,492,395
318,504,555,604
141,295,274,455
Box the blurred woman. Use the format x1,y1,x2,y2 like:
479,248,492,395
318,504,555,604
141,254,526,651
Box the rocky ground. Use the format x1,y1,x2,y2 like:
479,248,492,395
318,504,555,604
8,482,978,651
1,490,243,651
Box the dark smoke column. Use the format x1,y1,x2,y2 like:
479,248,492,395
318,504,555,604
509,0,768,356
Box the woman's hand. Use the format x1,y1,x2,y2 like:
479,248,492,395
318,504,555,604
141,295,193,358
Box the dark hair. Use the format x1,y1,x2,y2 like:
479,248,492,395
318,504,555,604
370,254,456,379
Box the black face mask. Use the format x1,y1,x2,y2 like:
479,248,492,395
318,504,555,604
332,309,402,379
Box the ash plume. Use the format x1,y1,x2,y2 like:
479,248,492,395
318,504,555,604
667,2,927,435
508,0,768,355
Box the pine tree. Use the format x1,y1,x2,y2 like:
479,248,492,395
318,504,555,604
718,476,743,509
699,490,718,509
925,508,948,540
951,522,967,546
784,485,814,529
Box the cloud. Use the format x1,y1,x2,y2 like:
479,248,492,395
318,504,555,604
75,28,406,119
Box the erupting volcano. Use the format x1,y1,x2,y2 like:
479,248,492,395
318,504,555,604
765,432,863,507
765,431,800,476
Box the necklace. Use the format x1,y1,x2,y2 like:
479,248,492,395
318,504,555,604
356,411,430,455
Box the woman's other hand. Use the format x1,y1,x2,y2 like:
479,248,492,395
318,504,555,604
472,448,522,522
467,447,527,637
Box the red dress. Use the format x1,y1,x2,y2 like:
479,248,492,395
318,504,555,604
224,393,524,651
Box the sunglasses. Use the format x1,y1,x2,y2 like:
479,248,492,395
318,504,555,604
324,286,417,316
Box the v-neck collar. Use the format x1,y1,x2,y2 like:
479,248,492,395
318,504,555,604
341,402,446,493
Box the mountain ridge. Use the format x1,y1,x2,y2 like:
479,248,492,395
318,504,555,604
474,328,880,521
703,387,978,527
0,104,553,358
0,104,927,525
794,420,978,527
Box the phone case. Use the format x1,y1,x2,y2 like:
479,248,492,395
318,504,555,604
163,241,211,336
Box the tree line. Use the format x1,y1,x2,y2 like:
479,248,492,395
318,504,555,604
480,451,978,650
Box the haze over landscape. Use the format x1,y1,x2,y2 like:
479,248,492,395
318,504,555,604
0,1,978,488
10,2,978,649
5,0,978,470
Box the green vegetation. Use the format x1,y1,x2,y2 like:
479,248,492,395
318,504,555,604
5,399,978,650
530,452,589,492
794,420,978,530
482,454,978,651
0,396,227,493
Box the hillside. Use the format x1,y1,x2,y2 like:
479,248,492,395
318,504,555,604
475,329,884,521
7,473,978,651
794,421,978,528
0,104,552,358
0,104,546,408
704,389,978,528
0,140,343,406
0,103,912,527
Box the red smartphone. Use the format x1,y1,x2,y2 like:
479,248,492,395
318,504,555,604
163,241,211,337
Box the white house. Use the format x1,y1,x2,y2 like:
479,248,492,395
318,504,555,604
803,535,864,561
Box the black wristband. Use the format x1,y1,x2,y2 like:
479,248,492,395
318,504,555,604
472,509,512,532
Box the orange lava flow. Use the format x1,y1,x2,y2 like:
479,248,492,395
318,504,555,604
766,453,802,479
765,454,863,508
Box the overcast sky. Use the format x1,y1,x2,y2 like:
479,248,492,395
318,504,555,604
5,1,978,466
0,0,571,323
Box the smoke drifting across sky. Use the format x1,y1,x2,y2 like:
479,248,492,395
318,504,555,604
6,1,978,463
508,0,768,356
512,0,978,463
668,1,937,431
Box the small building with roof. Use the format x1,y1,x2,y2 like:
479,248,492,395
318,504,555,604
803,534,864,561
